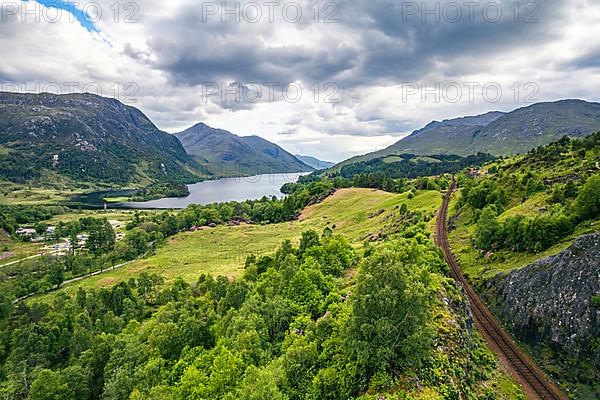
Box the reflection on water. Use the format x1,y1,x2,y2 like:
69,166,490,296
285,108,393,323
118,172,306,209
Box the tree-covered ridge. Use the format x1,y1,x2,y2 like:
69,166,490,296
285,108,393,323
303,153,492,196
292,165,455,197
127,182,191,202
335,153,495,181
0,227,513,399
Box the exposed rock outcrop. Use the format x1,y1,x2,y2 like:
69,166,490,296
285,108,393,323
483,233,600,397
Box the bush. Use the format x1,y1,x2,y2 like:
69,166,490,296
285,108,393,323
474,207,575,253
576,175,600,220
591,295,600,309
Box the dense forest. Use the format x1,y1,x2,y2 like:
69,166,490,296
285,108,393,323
293,153,493,195
335,153,495,181
128,182,191,202
0,224,505,399
289,169,451,195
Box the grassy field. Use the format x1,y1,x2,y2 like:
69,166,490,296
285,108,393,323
45,209,136,226
34,188,443,299
0,236,49,264
0,187,84,205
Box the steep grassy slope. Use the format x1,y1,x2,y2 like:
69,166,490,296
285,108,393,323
449,134,600,281
176,123,313,176
0,92,205,186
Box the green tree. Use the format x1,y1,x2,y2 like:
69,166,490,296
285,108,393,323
125,228,151,256
348,240,436,378
29,369,68,400
474,206,503,250
34,222,48,236
576,175,600,220
298,230,321,258
48,263,65,289
86,219,116,256
230,364,287,400
62,365,90,399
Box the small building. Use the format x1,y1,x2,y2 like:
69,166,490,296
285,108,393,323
109,221,121,229
467,168,482,178
16,228,37,237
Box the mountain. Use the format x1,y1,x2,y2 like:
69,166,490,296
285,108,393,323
175,123,313,176
468,100,600,154
294,155,335,170
338,100,600,167
0,92,205,186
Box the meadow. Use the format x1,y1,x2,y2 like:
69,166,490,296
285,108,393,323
34,188,443,300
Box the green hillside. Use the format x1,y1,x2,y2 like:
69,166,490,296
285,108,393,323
0,186,522,400
449,133,600,280
176,123,313,177
447,133,600,397
0,92,206,187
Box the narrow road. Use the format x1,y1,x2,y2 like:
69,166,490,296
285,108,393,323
12,260,134,304
0,249,62,269
435,179,566,400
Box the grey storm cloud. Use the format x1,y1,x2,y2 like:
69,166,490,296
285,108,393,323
566,49,600,70
133,0,571,92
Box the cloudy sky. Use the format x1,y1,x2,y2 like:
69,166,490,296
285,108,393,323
1,0,600,161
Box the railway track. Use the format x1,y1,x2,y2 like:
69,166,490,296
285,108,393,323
434,179,566,400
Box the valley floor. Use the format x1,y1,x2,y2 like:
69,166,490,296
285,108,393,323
30,188,442,301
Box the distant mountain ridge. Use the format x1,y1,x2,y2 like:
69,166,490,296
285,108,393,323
408,111,506,139
175,123,313,177
0,92,205,186
294,155,335,170
338,99,600,167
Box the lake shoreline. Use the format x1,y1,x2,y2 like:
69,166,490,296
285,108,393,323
67,173,308,210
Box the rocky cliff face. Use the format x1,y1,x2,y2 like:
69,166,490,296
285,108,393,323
483,233,600,398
